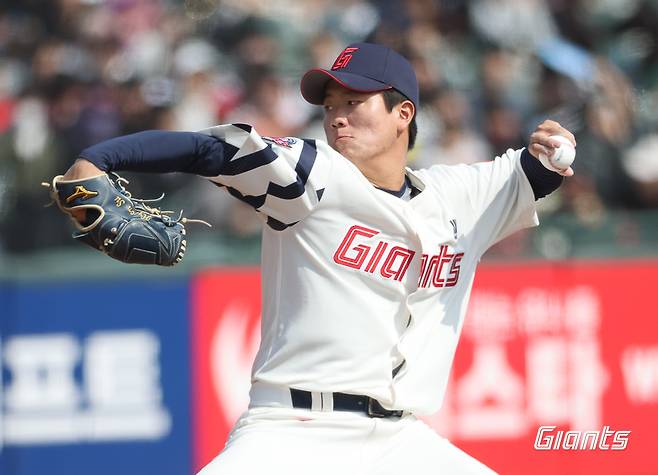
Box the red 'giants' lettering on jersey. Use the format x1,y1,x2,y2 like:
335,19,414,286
418,245,464,288
333,225,414,282
333,226,465,286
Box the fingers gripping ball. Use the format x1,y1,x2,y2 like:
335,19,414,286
539,135,576,172
43,174,206,266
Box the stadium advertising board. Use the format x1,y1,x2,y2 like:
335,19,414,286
190,261,658,474
0,279,192,475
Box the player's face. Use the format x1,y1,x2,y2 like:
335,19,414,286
322,82,401,163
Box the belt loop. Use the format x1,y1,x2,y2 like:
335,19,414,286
321,392,334,412
311,391,322,411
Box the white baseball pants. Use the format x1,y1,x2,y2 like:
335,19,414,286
197,406,497,475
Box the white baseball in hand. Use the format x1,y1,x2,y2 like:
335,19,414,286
184,0,220,19
539,135,575,172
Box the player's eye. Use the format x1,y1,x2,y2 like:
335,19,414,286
323,105,333,112
347,100,360,106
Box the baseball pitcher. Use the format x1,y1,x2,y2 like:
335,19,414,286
46,43,575,474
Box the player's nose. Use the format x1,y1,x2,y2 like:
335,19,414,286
331,115,347,129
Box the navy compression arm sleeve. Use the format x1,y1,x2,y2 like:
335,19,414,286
78,131,233,177
520,148,564,200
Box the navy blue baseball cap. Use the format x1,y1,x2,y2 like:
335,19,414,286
300,42,419,108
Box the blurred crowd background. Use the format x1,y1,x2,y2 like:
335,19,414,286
2,0,658,270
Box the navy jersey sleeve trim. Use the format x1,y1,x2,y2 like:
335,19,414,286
78,131,237,177
220,146,278,175
265,139,317,200
520,148,564,200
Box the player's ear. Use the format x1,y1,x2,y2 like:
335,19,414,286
398,100,415,129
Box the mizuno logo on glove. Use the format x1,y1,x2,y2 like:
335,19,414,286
66,185,98,203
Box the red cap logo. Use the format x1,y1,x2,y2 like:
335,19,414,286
331,47,359,70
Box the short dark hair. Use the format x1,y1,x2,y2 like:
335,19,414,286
382,89,417,150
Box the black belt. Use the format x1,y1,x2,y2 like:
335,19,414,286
290,389,404,418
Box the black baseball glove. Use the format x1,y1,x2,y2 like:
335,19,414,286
43,173,206,266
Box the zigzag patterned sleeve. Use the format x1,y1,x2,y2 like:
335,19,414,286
199,124,330,230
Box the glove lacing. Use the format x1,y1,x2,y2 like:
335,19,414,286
108,173,212,228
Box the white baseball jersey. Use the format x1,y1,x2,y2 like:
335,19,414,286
201,123,538,415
